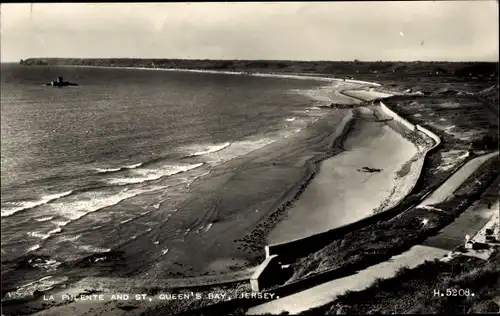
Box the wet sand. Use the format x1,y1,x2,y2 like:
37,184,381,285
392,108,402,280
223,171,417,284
267,106,419,243
2,75,417,315
0,108,356,316
104,108,354,280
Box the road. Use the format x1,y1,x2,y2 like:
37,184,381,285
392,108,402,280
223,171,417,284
247,151,498,315
419,151,498,207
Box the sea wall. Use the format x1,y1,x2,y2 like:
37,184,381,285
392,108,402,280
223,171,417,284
380,101,415,131
416,125,441,147
250,255,281,292
264,101,441,262
342,79,381,87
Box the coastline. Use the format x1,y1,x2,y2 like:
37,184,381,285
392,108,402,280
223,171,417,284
46,63,381,86
2,65,419,316
266,104,422,244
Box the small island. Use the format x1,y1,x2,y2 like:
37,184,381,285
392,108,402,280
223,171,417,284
46,76,79,87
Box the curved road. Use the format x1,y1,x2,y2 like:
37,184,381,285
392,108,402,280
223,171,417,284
247,151,498,315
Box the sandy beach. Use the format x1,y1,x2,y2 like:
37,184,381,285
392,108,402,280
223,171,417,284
267,105,420,243
1,68,422,316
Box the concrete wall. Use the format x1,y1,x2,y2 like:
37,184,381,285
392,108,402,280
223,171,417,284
264,101,442,262
380,101,416,131
342,79,382,87
380,101,441,150
250,254,282,292
264,204,415,260
416,124,441,148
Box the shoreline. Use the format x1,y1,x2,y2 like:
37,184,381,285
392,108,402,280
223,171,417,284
266,104,423,244
2,62,497,315
1,107,360,314
42,63,381,86
2,66,406,316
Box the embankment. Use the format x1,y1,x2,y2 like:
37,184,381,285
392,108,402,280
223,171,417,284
380,101,415,131
264,101,440,262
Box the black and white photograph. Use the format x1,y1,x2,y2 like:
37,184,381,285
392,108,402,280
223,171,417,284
1,1,499,315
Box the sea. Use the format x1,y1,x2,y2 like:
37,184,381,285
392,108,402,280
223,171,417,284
0,64,334,294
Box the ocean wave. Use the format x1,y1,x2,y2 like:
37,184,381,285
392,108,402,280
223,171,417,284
120,218,134,224
201,137,276,164
47,186,165,222
78,244,111,253
51,220,71,226
94,162,143,174
57,234,82,242
35,216,55,222
21,256,63,271
4,276,67,301
106,162,203,185
1,191,73,218
26,227,62,240
27,244,40,251
95,167,121,173
294,85,334,103
186,142,231,157
285,117,297,122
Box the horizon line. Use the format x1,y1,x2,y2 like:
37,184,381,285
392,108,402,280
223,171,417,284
8,58,500,63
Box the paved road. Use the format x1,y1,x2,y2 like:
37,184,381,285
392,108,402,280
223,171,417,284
418,152,498,207
247,245,448,315
423,173,500,251
247,151,498,315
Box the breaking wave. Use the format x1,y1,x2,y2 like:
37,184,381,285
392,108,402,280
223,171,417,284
26,227,62,240
94,162,143,174
1,191,73,218
106,163,204,185
186,142,231,157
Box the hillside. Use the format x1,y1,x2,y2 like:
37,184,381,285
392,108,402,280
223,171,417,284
19,58,498,81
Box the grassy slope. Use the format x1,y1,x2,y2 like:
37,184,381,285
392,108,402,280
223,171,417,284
287,78,498,281
289,156,499,282
300,250,500,315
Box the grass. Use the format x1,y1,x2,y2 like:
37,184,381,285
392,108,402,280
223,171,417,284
289,156,499,282
300,250,500,314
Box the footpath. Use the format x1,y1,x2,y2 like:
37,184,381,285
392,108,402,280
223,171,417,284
247,151,499,315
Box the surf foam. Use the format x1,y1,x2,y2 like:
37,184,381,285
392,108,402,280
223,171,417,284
106,163,203,185
1,191,73,217
94,162,144,173
45,186,165,224
187,142,231,157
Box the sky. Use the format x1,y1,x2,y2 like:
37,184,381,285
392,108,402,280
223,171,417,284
0,1,498,62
